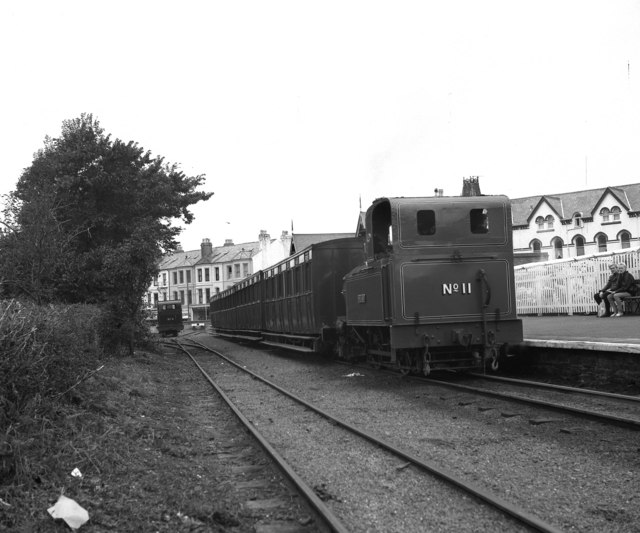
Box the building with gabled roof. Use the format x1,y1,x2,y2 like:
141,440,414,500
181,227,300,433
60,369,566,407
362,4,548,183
511,182,640,263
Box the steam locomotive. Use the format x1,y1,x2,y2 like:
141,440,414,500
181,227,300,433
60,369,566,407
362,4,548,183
210,195,523,374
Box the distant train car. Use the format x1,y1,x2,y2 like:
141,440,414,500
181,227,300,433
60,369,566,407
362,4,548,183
157,300,184,337
211,237,365,351
210,195,523,374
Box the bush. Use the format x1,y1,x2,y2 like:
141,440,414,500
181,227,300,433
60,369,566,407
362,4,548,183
0,300,105,482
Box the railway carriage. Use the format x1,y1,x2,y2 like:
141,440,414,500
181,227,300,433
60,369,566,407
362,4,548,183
210,195,523,373
211,237,365,351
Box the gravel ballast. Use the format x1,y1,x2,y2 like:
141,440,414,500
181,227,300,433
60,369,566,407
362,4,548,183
197,333,640,533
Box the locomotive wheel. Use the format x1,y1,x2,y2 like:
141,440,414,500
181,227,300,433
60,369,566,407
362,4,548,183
397,351,412,376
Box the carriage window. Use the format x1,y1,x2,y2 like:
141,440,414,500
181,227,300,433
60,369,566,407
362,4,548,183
417,210,436,235
470,208,489,234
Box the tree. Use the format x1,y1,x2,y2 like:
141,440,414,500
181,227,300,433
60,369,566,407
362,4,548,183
1,113,212,350
0,189,78,303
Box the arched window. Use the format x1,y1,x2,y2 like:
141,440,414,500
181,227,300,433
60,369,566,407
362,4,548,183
611,206,621,221
530,239,542,252
572,212,583,228
545,215,554,229
573,235,585,256
600,207,610,223
619,230,631,249
535,216,544,230
551,237,564,259
596,233,608,253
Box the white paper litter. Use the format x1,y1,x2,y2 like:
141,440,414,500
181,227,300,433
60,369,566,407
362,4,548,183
343,372,365,377
47,495,89,530
71,467,83,478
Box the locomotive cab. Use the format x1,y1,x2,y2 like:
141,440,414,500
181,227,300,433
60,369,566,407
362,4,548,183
370,199,394,259
343,195,523,374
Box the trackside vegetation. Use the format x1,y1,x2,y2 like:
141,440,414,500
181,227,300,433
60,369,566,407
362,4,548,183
0,114,212,523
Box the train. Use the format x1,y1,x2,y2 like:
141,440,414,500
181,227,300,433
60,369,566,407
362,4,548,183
210,195,523,374
156,299,184,336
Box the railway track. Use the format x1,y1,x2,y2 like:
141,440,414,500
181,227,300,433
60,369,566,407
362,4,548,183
416,372,640,430
329,358,640,431
172,338,565,533
172,339,346,533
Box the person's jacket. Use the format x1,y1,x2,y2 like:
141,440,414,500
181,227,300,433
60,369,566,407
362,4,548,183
601,273,619,292
615,271,635,293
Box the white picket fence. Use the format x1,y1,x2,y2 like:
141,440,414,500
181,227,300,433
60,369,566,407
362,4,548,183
515,246,640,315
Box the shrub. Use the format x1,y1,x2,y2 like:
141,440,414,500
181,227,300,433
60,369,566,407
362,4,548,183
0,300,105,483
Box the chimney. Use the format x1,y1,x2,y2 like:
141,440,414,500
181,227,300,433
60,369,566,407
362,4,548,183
223,239,234,247
281,230,293,257
200,238,213,257
259,230,270,253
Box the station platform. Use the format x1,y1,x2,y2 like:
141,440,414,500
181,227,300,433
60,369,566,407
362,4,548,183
520,315,640,354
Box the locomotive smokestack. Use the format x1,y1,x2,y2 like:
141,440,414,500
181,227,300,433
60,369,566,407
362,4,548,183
462,176,482,196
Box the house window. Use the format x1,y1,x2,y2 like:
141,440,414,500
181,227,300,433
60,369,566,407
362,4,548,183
573,235,585,256
179,270,184,284
197,268,202,282
215,287,220,294
235,264,241,278
227,266,232,279
243,263,249,277
205,268,210,282
187,290,192,305
600,208,610,222
186,270,191,283
535,216,544,230
173,272,178,284
596,233,608,252
611,206,621,221
198,289,203,304
545,215,554,229
179,290,185,304
162,273,167,286
573,212,583,228
173,291,178,301
530,239,542,252
551,237,564,259
205,288,210,301
620,230,631,249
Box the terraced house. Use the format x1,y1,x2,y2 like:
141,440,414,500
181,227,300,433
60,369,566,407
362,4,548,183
511,183,640,264
146,231,292,322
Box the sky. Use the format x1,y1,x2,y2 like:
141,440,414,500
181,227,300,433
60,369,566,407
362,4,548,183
2,0,640,251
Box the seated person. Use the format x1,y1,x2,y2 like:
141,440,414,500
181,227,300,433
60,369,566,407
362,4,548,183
607,263,636,317
594,263,618,317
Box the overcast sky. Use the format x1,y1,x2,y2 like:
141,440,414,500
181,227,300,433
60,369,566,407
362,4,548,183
2,1,639,250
